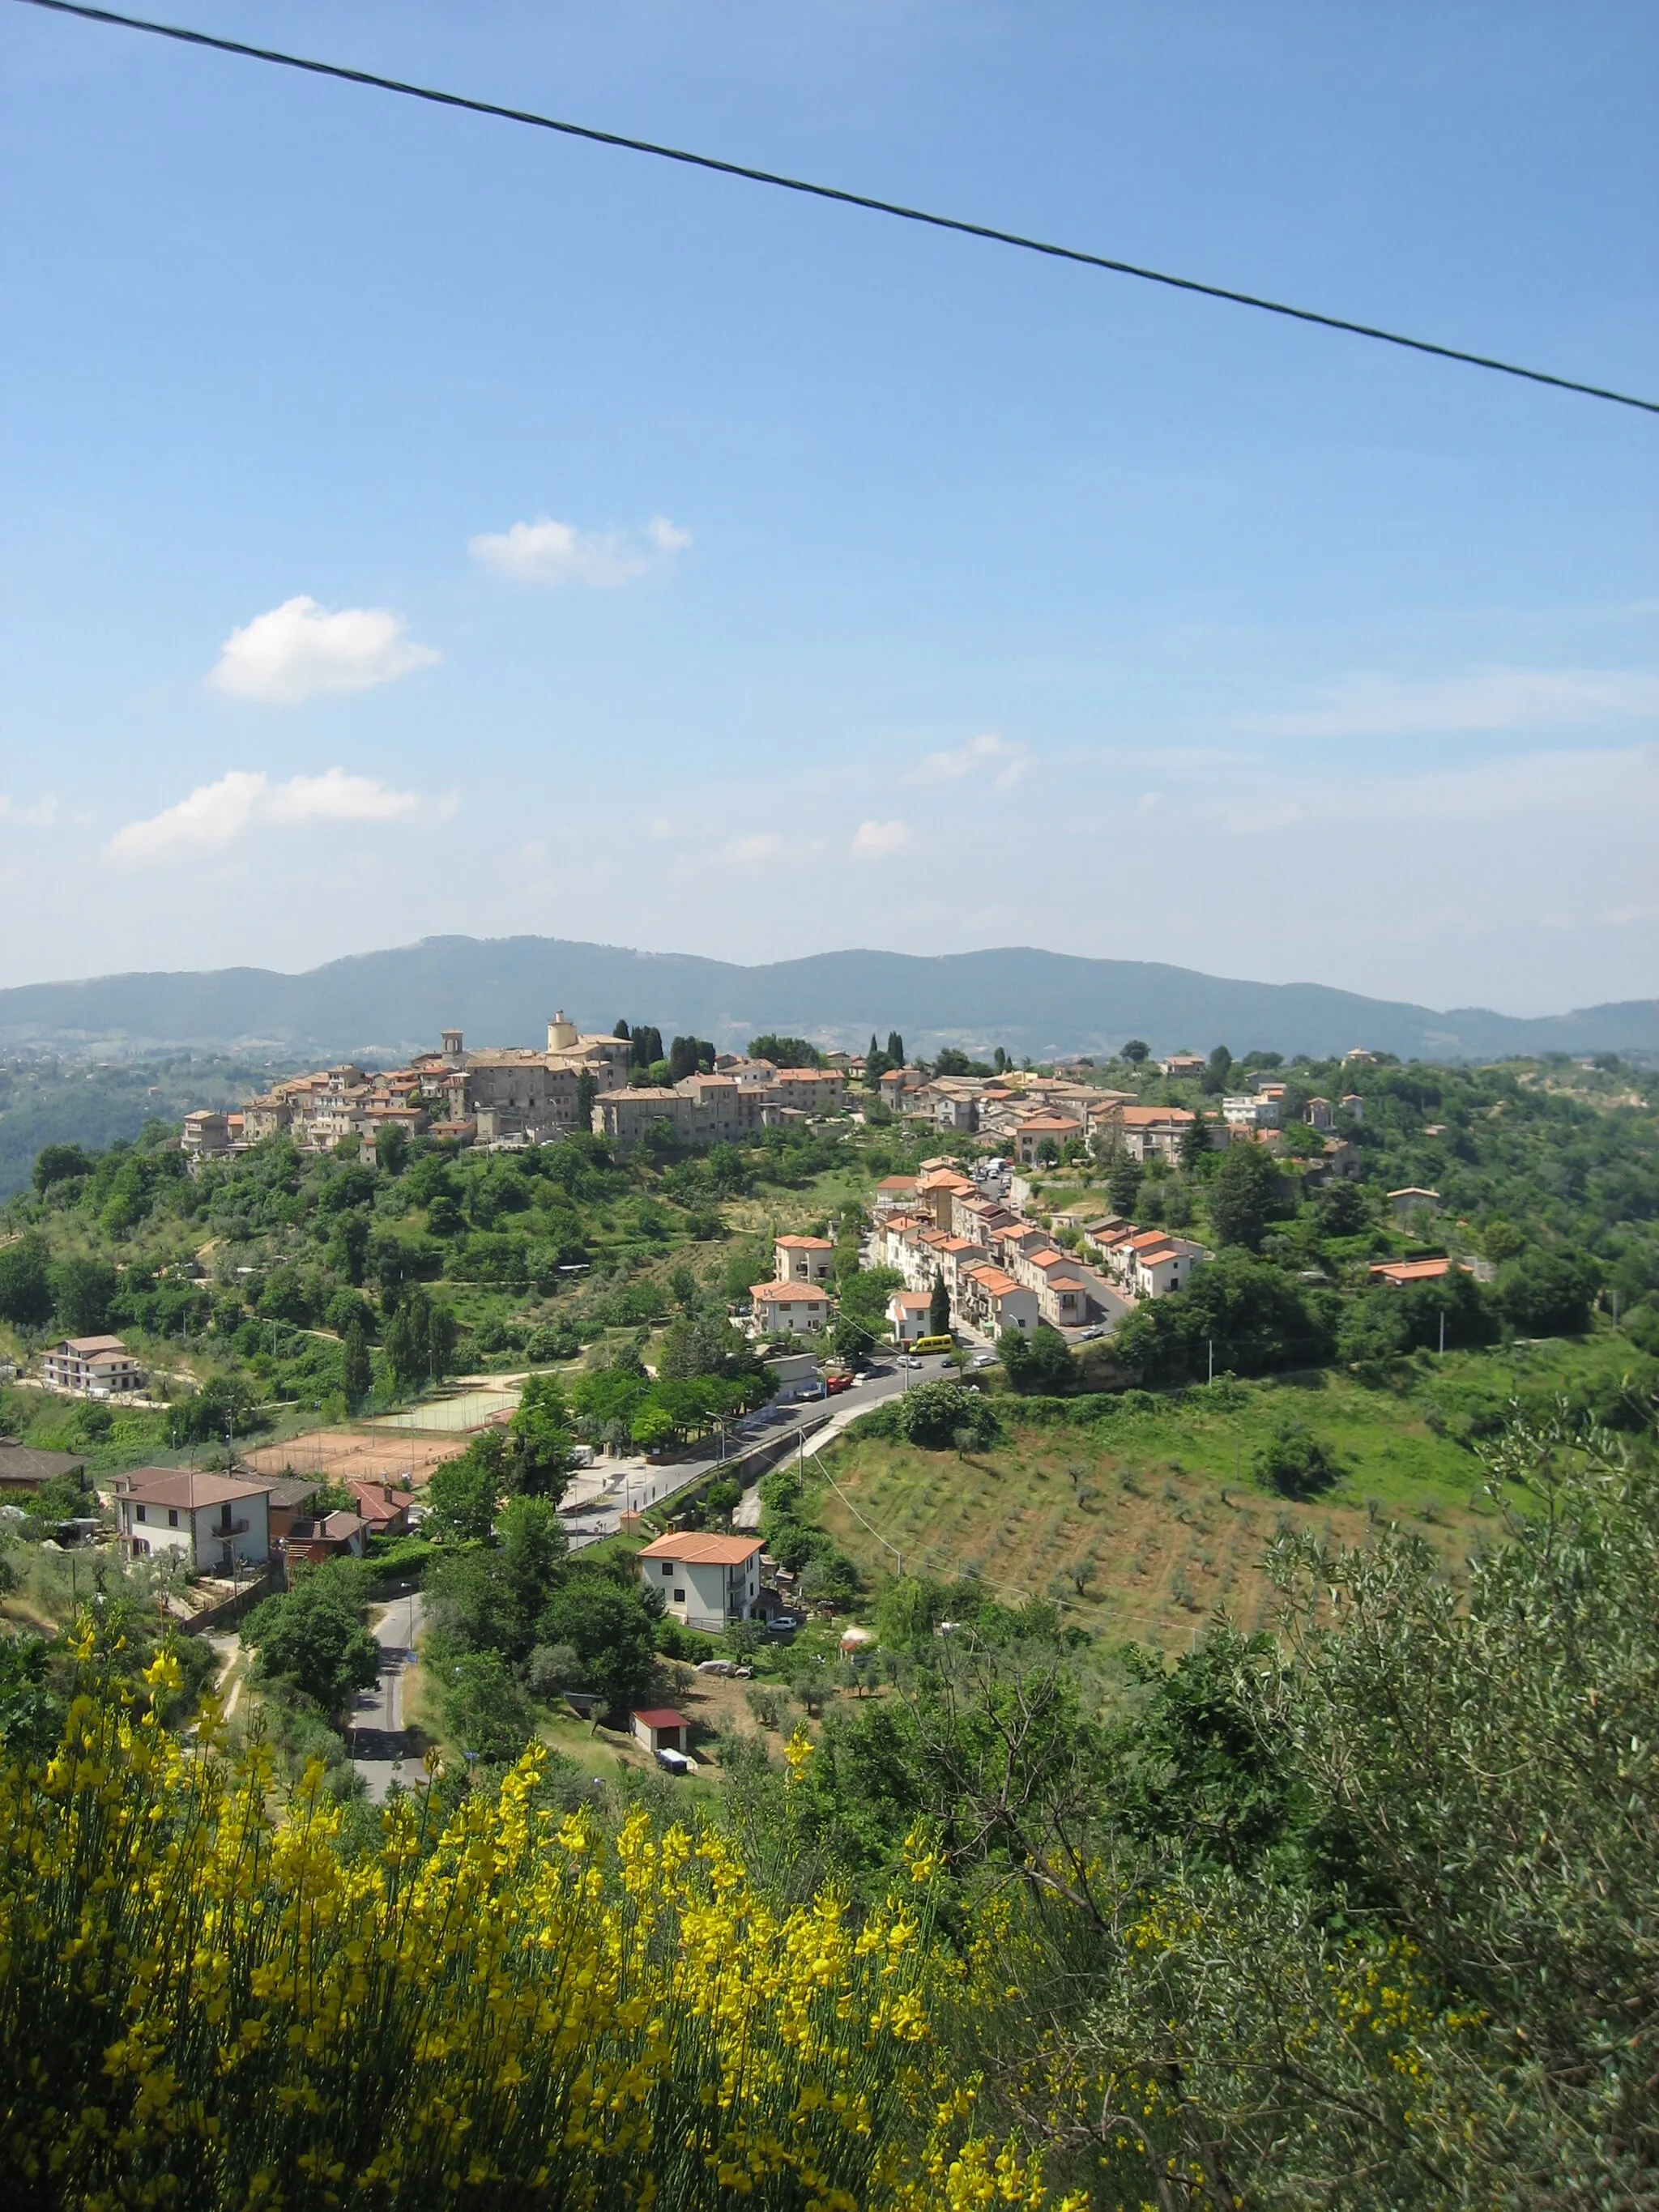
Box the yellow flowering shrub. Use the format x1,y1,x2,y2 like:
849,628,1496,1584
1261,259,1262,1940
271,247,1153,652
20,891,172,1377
0,1640,1074,2211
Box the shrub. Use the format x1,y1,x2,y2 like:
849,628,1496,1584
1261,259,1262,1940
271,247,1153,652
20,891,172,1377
894,1381,1001,1451
1252,1421,1342,1500
1000,1323,1078,1395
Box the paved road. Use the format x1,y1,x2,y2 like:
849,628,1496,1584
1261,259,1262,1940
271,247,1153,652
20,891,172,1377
561,1355,962,1546
351,1588,424,1804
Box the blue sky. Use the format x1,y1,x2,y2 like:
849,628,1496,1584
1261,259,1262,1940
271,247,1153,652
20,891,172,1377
2,0,1655,1014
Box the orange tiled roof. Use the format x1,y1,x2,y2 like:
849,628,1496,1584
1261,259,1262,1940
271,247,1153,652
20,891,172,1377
638,1534,763,1563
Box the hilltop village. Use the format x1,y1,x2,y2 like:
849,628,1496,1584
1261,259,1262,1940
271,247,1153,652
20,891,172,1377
156,1016,1390,1346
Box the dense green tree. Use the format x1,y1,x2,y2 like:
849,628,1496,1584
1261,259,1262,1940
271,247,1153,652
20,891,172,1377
1201,1043,1235,1094
166,1373,258,1447
1120,1039,1149,1064
1498,1249,1600,1336
1314,1177,1369,1237
425,1446,501,1544
1112,1251,1332,1385
895,1381,1000,1451
998,1322,1077,1396
501,1374,575,1501
256,1266,317,1327
574,1068,596,1130
317,1164,377,1215
831,1315,876,1368
1206,1141,1286,1252
382,1289,457,1388
928,1272,950,1339
748,1035,819,1068
374,1123,409,1176
1178,1110,1212,1174
838,1265,904,1331
539,1566,658,1715
243,1560,379,1720
1252,1420,1342,1499
0,1235,53,1328
886,1033,905,1066
1107,1155,1143,1217
49,1257,117,1336
327,1210,370,1285
31,1144,92,1193
341,1319,372,1407
441,1651,533,1764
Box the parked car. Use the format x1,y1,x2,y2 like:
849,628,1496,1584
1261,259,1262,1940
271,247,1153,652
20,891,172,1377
898,1355,922,1369
696,1658,738,1677
767,1613,800,1634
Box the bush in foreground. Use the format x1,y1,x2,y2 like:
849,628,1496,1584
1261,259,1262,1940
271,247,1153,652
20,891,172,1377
0,1642,1066,2212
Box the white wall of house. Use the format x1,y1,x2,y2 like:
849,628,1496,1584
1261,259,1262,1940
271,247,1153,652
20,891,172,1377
118,1491,271,1572
640,1553,758,1634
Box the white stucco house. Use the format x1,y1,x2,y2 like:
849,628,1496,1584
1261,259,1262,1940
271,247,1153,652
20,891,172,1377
114,1468,271,1575
638,1533,763,1634
749,1280,831,1336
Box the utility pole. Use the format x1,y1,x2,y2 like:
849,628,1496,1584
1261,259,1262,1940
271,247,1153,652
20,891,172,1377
1439,1311,1446,1357
1208,1338,1213,1386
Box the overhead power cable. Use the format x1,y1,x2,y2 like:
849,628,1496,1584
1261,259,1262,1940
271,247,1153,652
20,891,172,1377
15,0,1658,418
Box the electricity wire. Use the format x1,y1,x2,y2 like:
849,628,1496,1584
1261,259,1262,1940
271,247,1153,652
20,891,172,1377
13,0,1658,416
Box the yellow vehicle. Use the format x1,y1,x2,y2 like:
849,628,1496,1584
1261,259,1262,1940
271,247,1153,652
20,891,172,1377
911,1334,954,1355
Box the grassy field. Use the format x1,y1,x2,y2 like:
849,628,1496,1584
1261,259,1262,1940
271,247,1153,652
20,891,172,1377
806,1334,1653,1654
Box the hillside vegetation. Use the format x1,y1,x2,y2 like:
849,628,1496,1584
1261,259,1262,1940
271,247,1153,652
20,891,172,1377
2,1404,1654,2206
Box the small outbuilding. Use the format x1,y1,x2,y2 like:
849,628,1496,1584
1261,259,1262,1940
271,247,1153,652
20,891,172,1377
631,1707,689,1757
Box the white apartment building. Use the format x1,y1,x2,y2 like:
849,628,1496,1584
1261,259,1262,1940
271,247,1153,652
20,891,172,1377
774,1234,835,1283
114,1469,271,1574
40,1336,143,1397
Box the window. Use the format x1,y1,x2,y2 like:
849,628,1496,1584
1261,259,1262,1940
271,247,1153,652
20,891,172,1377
168,1508,179,1528
135,1504,147,1524
672,1588,684,1604
661,1561,673,1577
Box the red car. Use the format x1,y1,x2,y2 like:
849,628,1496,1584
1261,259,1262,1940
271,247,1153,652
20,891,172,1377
824,1374,854,1396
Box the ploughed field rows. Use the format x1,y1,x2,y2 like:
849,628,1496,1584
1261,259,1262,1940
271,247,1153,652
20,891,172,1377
814,1376,1496,1650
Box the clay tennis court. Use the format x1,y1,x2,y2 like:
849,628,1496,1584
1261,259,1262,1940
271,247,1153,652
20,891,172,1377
242,1427,467,1488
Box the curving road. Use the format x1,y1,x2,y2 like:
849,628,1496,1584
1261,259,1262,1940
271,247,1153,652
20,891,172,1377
558,1354,962,1547
350,1586,424,1804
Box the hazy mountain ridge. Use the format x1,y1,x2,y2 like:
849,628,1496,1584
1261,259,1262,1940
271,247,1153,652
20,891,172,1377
1,936,1653,1064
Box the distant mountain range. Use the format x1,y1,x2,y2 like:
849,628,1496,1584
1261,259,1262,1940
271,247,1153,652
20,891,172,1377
0,937,1653,1066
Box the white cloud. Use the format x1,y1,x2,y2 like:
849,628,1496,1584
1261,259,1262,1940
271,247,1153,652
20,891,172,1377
109,768,421,866
209,597,439,705
900,731,1029,788
468,513,691,588
1239,665,1659,739
0,794,58,828
725,831,784,864
851,818,914,860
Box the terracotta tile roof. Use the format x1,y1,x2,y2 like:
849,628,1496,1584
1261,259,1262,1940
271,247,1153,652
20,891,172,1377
750,1281,831,1302
116,1469,267,1507
775,1234,834,1250
1370,1258,1453,1284
638,1534,763,1563
632,1708,690,1728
